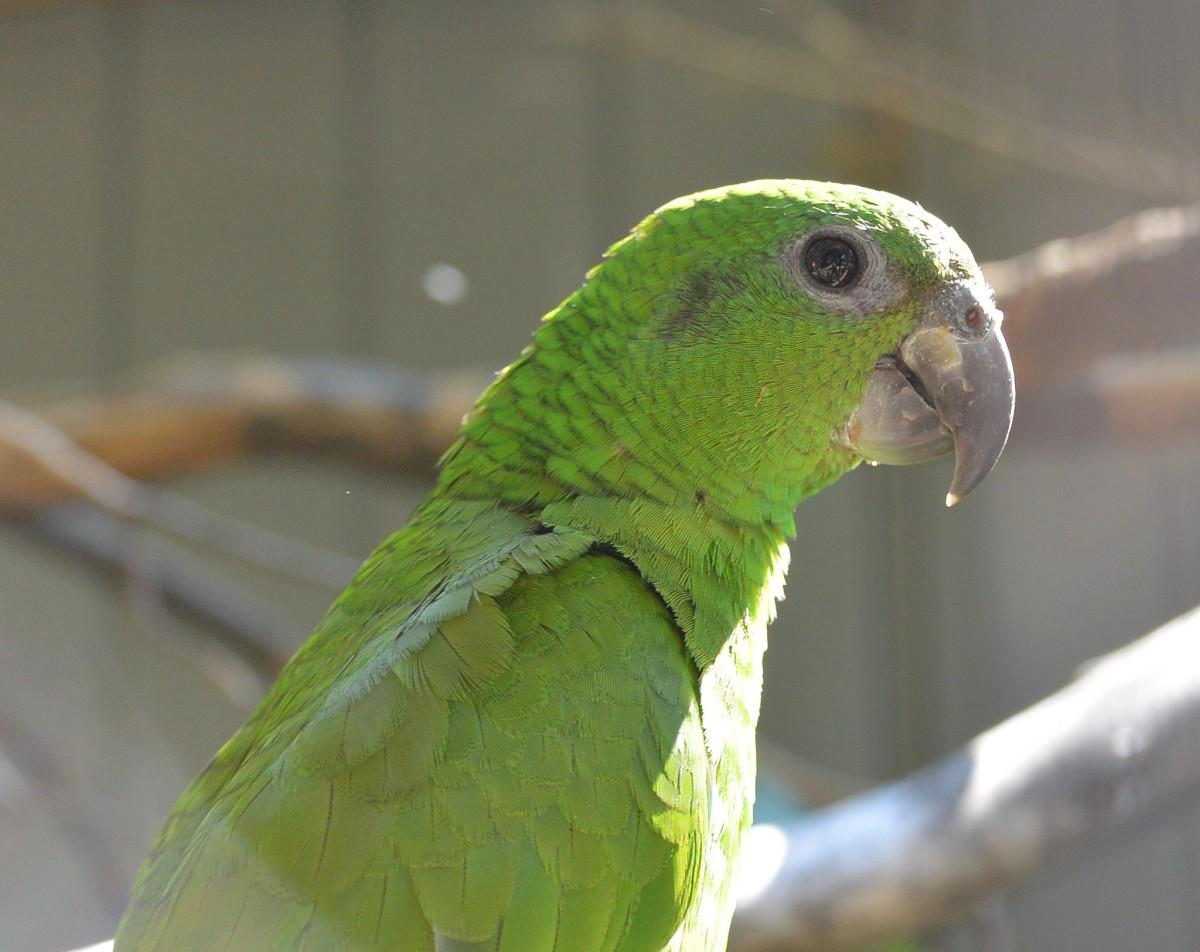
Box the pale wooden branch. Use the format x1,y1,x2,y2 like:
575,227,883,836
65,607,1200,952
0,356,482,510
985,202,1200,398
730,605,1200,951
2,348,1197,513
1012,350,1200,446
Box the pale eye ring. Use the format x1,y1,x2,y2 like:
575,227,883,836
783,225,897,316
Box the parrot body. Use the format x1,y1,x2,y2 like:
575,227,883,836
116,182,1013,950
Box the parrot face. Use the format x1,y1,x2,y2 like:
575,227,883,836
777,209,1013,504
597,180,1014,510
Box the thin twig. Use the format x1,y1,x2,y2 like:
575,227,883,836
555,3,1200,200
12,504,294,687
121,529,275,708
0,399,360,588
778,1,1199,199
0,713,128,919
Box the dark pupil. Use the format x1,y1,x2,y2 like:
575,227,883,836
805,237,859,288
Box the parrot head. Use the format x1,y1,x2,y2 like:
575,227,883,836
600,179,1014,510
446,180,1013,521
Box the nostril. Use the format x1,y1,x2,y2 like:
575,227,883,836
964,305,984,330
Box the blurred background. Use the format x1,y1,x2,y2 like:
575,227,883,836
2,1,1199,950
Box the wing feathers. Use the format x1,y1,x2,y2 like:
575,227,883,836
117,508,708,952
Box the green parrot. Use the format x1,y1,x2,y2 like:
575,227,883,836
115,180,1013,951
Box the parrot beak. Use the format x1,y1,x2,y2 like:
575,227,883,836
838,281,1015,506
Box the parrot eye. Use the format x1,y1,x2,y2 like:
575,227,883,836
804,237,860,288
783,224,896,316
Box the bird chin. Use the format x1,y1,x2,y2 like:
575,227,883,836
835,356,954,467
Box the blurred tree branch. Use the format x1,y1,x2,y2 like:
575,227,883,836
986,202,1200,443
55,602,1200,952
0,397,359,584
2,199,1198,512
0,713,128,919
0,360,480,510
554,2,1200,200
12,504,293,689
729,604,1200,951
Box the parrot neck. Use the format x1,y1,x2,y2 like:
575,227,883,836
435,393,840,675
541,492,793,674
434,274,859,669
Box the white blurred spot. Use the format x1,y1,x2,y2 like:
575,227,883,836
422,263,468,305
736,823,789,904
1112,724,1145,759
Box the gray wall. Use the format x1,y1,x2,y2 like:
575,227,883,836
2,2,1198,949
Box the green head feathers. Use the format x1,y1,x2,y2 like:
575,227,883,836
440,179,1010,528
